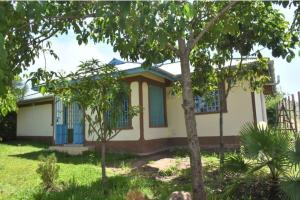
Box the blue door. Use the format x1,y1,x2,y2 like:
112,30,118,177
55,99,67,145
55,99,84,145
73,103,84,144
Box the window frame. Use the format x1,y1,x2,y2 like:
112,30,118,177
148,83,168,128
116,94,133,129
194,85,227,115
106,90,133,130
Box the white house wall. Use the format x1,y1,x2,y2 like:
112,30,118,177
255,92,268,127
84,81,141,141
167,86,256,138
16,76,268,144
17,104,53,137
85,79,267,141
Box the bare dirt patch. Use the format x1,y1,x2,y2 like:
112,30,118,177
131,152,190,182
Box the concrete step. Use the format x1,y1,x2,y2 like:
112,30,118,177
49,145,95,155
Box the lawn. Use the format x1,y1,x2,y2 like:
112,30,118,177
0,141,195,200
0,141,273,200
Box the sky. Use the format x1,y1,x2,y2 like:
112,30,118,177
27,5,300,97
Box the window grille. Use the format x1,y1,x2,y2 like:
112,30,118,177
194,90,220,113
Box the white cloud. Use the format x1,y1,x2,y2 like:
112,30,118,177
26,34,120,75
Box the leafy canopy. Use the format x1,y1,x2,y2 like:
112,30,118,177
1,1,299,116
0,1,94,115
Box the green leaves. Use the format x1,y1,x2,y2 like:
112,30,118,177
40,86,47,95
289,137,300,166
240,123,292,160
183,3,194,19
223,153,250,174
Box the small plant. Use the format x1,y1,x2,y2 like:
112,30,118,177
36,153,60,191
159,165,180,177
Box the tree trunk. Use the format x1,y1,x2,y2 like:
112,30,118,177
101,141,107,188
219,83,225,167
178,39,206,200
269,177,280,200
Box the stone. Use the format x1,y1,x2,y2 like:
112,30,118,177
126,189,148,200
168,191,192,200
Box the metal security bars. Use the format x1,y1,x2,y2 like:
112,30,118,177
194,90,220,113
55,98,84,145
105,97,130,129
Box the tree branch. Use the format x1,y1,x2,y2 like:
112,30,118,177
186,1,238,52
167,43,180,57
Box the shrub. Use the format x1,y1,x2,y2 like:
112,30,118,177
223,123,297,199
0,112,16,141
265,93,283,127
36,153,60,191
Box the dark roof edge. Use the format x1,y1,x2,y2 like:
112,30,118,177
18,95,54,105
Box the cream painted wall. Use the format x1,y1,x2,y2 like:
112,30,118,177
167,86,256,137
141,72,165,83
143,81,171,140
17,104,53,137
255,92,268,127
85,81,140,141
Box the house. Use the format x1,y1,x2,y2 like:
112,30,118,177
16,58,271,155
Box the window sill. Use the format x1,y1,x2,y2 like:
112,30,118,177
195,110,227,115
116,126,133,130
149,125,168,128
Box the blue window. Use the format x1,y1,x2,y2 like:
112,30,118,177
116,97,130,128
106,96,130,129
194,90,220,113
149,84,166,127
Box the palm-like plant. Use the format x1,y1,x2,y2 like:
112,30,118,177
223,123,296,200
240,123,292,181
280,136,300,200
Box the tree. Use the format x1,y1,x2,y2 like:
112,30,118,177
0,1,94,115
192,56,270,167
64,2,296,199
31,60,139,188
0,76,27,116
82,3,239,199
188,0,297,166
2,1,299,199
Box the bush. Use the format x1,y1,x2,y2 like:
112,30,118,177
36,153,60,191
223,123,299,200
265,93,283,127
0,112,16,141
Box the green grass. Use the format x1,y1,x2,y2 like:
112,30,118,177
0,141,192,200
1,141,268,200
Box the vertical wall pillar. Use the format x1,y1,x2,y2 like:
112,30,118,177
138,80,145,141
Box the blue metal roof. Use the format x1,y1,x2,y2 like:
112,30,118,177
109,58,176,81
109,58,126,65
